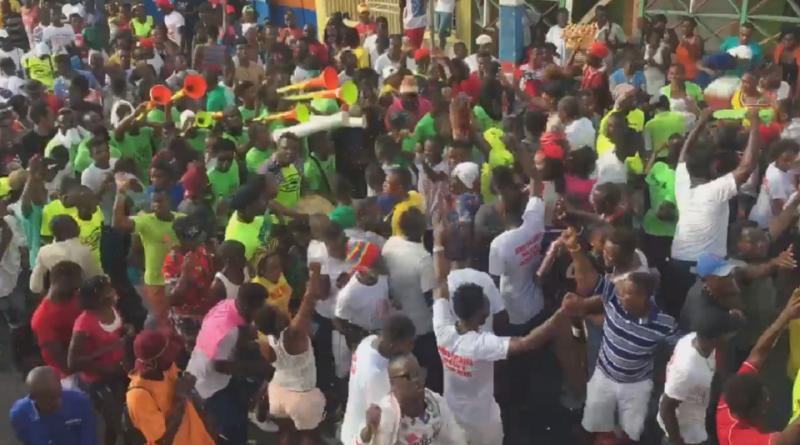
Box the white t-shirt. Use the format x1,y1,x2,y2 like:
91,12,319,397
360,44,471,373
0,48,24,73
545,24,566,67
565,117,596,152
595,149,627,186
447,268,505,333
382,236,436,335
340,336,391,445
488,197,545,325
417,160,449,228
403,0,427,29
464,53,499,73
657,333,715,444
435,0,456,13
373,53,417,81
433,299,509,427
42,24,76,54
185,328,238,399
671,163,738,261
749,162,793,229
62,3,86,19
164,11,185,47
0,75,25,100
335,275,392,331
81,159,118,225
0,213,24,297
307,240,349,319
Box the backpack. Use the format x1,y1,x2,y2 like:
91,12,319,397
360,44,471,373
122,386,161,445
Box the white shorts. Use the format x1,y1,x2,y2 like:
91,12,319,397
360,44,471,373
582,370,653,441
458,420,504,445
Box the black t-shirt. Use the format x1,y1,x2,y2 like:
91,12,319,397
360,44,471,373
18,128,57,167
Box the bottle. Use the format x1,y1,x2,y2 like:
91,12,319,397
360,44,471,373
536,238,564,279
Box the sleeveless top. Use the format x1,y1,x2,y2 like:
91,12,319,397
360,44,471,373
200,44,227,72
267,330,316,391
215,272,240,300
132,16,154,37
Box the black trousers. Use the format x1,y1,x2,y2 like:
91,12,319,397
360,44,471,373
414,332,444,395
313,314,338,410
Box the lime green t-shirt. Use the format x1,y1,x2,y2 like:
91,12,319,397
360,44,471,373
392,136,418,169
146,108,181,123
40,199,72,237
207,85,229,112
223,131,249,149
480,147,515,203
73,134,121,173
643,162,678,237
304,154,336,195
473,106,502,132
74,208,104,269
414,113,436,142
275,164,302,211
239,105,266,122
246,147,275,173
644,112,687,157
208,163,241,204
131,212,184,286
225,211,265,260
112,127,155,185
184,128,210,154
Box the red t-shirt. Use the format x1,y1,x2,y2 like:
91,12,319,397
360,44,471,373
72,309,124,382
356,22,376,36
279,27,304,44
451,74,482,102
307,41,330,65
162,247,215,316
717,361,777,445
31,296,82,378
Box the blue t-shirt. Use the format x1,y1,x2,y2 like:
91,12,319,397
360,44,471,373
11,390,97,445
145,183,185,211
609,69,646,92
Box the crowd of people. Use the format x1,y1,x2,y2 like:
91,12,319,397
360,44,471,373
3,0,800,445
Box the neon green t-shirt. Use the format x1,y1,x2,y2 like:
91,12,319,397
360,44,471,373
597,108,646,173
208,163,240,205
643,162,678,237
304,154,336,195
225,211,265,260
473,106,502,132
131,212,184,286
246,147,274,173
183,128,210,154
74,208,104,269
644,112,687,157
112,127,155,185
146,108,181,123
223,131,249,149
239,105,266,122
40,199,72,237
480,147,515,203
275,164,302,211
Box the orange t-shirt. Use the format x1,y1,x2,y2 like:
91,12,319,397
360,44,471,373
676,38,700,79
127,365,215,445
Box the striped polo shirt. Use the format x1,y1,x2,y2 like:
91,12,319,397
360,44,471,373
594,275,680,383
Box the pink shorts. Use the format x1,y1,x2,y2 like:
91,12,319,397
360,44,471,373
268,382,326,430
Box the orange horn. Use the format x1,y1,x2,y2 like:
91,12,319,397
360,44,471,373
284,81,359,106
172,74,207,101
276,67,339,94
255,104,310,123
150,85,172,105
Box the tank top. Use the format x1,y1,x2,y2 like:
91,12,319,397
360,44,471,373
200,44,226,72
215,272,240,300
132,16,154,37
675,39,699,79
267,330,317,391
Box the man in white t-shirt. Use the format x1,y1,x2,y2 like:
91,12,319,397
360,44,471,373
545,8,570,67
748,141,798,228
464,34,498,73
158,0,185,47
658,308,740,445
41,4,75,55
335,271,392,333
382,208,442,393
669,107,761,307
432,221,566,445
339,316,416,445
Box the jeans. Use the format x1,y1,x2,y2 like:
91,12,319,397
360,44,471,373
434,11,453,47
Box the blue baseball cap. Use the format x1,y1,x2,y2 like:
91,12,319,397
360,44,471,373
696,252,737,278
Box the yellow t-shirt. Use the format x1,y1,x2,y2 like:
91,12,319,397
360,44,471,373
480,147,515,204
74,208,104,269
353,47,370,69
23,56,55,90
40,200,71,237
390,191,425,237
275,164,302,212
252,274,292,317
224,211,265,261
596,108,646,174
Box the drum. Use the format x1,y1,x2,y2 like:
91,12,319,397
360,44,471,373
296,194,335,215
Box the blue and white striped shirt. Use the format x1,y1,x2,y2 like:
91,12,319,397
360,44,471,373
594,275,680,383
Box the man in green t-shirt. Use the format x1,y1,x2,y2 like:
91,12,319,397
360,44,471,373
221,105,249,149
263,133,305,221
111,102,161,186
245,122,275,173
205,69,230,112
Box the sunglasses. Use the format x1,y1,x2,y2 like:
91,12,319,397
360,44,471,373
390,367,427,382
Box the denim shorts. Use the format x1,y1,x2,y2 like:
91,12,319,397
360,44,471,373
435,11,453,35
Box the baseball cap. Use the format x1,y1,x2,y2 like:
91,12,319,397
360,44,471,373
476,34,493,45
173,214,207,244
34,42,51,57
696,252,737,278
155,0,173,8
357,3,369,13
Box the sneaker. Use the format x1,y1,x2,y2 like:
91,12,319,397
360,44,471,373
248,410,279,432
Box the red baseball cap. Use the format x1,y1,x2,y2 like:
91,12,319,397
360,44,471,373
156,0,173,8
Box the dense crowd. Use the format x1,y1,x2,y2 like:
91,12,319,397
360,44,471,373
3,1,800,445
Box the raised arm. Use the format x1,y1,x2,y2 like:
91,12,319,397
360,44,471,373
678,108,713,164
288,271,320,338
746,290,800,370
731,108,763,185
432,216,450,300
111,181,136,234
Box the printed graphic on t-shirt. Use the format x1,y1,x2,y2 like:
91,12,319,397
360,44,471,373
438,346,474,377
